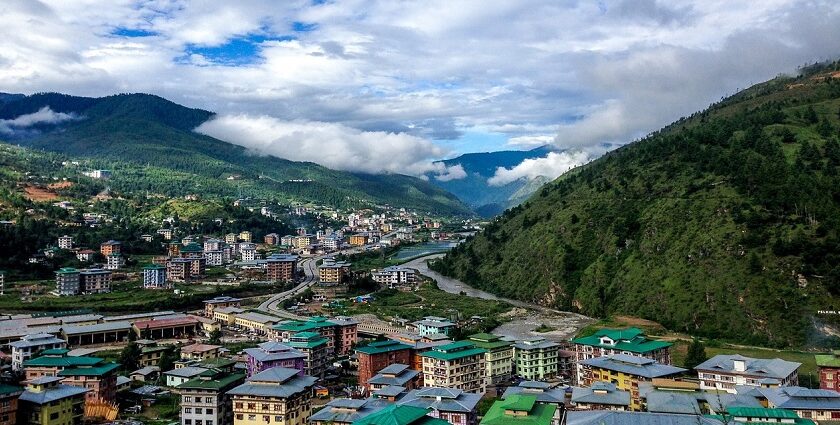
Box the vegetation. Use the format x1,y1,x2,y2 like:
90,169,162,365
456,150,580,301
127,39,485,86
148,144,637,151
433,61,840,347
533,323,557,333
684,339,708,371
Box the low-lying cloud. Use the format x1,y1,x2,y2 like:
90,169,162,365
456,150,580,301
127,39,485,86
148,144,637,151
488,150,594,186
195,114,466,179
0,107,79,135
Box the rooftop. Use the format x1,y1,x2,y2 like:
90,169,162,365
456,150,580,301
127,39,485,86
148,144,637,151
572,327,672,354
421,341,486,361
580,354,686,378
566,411,725,425
480,395,557,425
398,387,481,413
178,372,245,391
695,354,801,379
356,340,412,355
351,404,448,425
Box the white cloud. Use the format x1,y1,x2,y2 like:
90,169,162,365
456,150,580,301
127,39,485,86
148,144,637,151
0,107,79,135
507,135,555,148
195,114,465,179
432,163,466,182
488,150,594,186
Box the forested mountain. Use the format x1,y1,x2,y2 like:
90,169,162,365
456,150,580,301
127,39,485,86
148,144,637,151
432,62,840,347
430,146,552,216
0,93,471,215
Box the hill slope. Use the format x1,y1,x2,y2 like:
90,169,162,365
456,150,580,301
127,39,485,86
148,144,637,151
431,146,552,216
0,93,471,215
432,62,840,347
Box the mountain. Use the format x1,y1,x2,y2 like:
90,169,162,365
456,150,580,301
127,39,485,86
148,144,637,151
431,146,552,216
0,93,471,215
431,61,840,347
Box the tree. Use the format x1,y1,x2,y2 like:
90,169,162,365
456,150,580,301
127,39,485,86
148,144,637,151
119,342,141,372
684,338,708,371
208,329,222,345
158,348,176,372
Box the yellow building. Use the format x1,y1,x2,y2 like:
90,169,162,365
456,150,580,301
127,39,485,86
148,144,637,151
580,354,686,410
318,259,351,284
349,234,368,246
213,306,245,325
239,231,253,242
233,312,280,336
229,367,317,425
18,376,87,425
468,333,514,385
420,341,487,394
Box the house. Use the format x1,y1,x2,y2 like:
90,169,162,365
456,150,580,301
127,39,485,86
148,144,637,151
571,381,631,410
99,240,121,256
23,352,119,404
310,398,392,425
420,341,486,393
178,370,246,425
816,351,840,391
18,377,86,425
0,384,23,425
695,354,800,393
368,364,421,392
130,366,160,382
142,264,169,289
372,266,416,288
745,386,840,422
571,327,672,384
243,342,307,377
356,340,413,388
398,387,481,425
514,338,560,380
351,405,449,425
579,354,686,410
9,333,66,371
204,296,242,317
502,381,566,425
480,395,557,425
75,249,96,262
468,333,514,386
180,343,223,360
412,316,455,337
228,367,317,425
287,332,330,378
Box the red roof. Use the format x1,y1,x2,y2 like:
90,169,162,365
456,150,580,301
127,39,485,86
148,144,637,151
133,317,199,330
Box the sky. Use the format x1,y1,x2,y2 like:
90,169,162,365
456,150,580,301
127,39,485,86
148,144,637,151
2,0,840,183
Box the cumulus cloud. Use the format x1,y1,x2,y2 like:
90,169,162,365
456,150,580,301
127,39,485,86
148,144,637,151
0,107,79,135
507,135,555,148
195,114,465,179
488,150,594,186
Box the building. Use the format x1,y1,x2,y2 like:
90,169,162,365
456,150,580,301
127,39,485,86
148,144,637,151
287,332,330,378
266,254,299,282
398,387,481,425
695,354,800,393
238,231,253,242
372,266,417,288
503,382,566,425
79,269,111,293
571,381,631,410
565,411,725,425
99,240,121,256
468,333,514,386
143,264,169,289
132,317,201,340
264,233,280,245
239,243,257,262
228,367,317,425
212,306,244,325
0,384,22,425
273,316,357,356
368,364,420,392
310,398,391,425
57,235,73,250
18,377,86,425
349,234,368,246
104,254,123,270
571,327,672,384
742,386,840,422
204,296,243,317
204,238,223,252
233,312,281,336
157,228,174,240
514,338,560,380
181,343,223,361
816,351,840,391
164,366,209,387
205,250,224,266
61,322,132,347
413,316,456,337
244,342,307,377
26,354,119,404
330,316,359,356
318,259,351,284
55,268,80,296
294,235,313,250
356,340,413,388
178,370,246,425
0,270,5,295
579,354,686,410
166,258,191,282
420,341,486,393
480,395,556,425
10,334,67,371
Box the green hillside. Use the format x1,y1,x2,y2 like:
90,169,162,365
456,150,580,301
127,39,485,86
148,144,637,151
432,62,840,348
0,93,470,215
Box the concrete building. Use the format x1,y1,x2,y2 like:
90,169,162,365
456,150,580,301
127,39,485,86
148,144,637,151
514,338,560,381
695,354,800,393
164,366,209,387
132,317,200,340
61,322,132,347
239,243,257,261
481,395,556,425
273,316,357,356
287,332,329,378
330,316,359,356
143,264,169,289
398,387,481,425
318,259,351,284
18,377,86,425
0,384,22,425
368,364,420,392
816,351,840,391
104,254,123,270
10,333,67,371
205,250,224,266
372,266,416,288
99,240,120,256
57,235,73,250
420,341,486,393
79,269,111,294
238,231,252,242
244,342,307,377
579,354,686,410
571,381,631,411
349,234,368,246
204,296,242,317
55,268,80,296
264,233,280,245
572,327,672,384
468,333,514,386
356,340,413,388
204,238,223,252
181,343,223,361
234,312,281,336
503,381,565,425
744,385,840,422
178,371,246,425
310,398,391,425
0,270,4,295
23,353,119,405
228,367,317,425
266,254,299,282
413,316,456,337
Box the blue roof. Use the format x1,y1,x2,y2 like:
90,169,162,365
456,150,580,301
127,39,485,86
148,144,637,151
580,354,686,378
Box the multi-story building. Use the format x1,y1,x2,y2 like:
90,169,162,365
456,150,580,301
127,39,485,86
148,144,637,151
204,238,223,252
180,243,204,259
294,235,313,250
9,334,67,371
18,377,86,425
178,371,246,425
420,341,486,393
205,250,224,266
204,296,242,317
287,332,329,378
579,354,686,410
181,343,223,361
266,255,299,282
481,395,557,425
354,405,449,425
143,264,169,289
321,236,340,251
398,387,481,425
747,386,840,422
23,352,120,405
413,317,456,337
368,364,420,392
571,327,672,384
238,231,253,243
55,268,80,296
330,316,358,356
166,259,188,282
349,234,369,246
228,367,317,425
468,333,514,386
79,269,111,294
105,254,123,270
318,259,351,284
264,233,280,245
356,340,413,388
233,312,281,336
816,351,840,391
503,381,565,425
570,381,631,411
244,342,307,377
99,240,121,256
157,228,174,240
273,316,357,356
695,354,800,393
0,384,22,425
57,235,73,250
514,338,560,380
168,242,182,257
225,233,238,244
372,266,416,288
310,398,391,425
0,270,4,295
239,243,257,261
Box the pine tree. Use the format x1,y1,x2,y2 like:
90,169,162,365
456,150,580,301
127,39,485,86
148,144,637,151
684,338,708,370
119,341,141,372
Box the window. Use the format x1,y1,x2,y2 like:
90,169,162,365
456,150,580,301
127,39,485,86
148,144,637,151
248,415,256,420
185,408,192,414
195,408,202,414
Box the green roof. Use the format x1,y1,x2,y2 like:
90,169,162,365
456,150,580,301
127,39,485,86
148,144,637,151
815,353,840,368
0,384,23,396
352,404,448,425
24,355,104,368
421,341,486,361
179,372,246,391
180,243,203,253
58,362,120,377
480,395,556,425
356,340,412,355
468,333,512,350
288,332,328,349
40,348,70,356
143,264,165,270
727,407,799,419
56,268,79,274
572,327,672,354
273,317,334,332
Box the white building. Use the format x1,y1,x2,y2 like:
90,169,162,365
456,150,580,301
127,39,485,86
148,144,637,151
105,254,124,270
239,243,257,262
143,265,169,289
372,266,416,288
203,238,223,252
205,250,224,266
695,354,801,393
57,235,73,250
9,333,67,371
